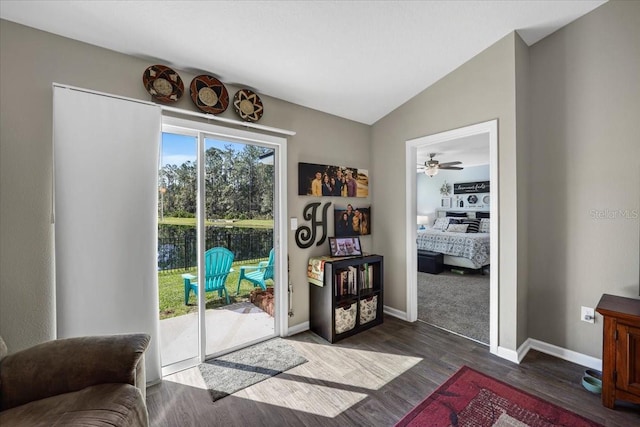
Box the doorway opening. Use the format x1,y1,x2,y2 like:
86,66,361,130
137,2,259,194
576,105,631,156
405,120,499,355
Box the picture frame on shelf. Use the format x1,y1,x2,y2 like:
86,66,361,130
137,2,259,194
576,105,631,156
441,197,451,208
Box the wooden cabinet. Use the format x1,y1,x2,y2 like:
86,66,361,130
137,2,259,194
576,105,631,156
595,294,640,409
309,255,383,343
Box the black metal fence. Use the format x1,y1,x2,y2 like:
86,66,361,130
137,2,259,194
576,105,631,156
157,225,273,272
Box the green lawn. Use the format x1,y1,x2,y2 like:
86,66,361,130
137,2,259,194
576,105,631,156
158,260,272,319
159,217,274,228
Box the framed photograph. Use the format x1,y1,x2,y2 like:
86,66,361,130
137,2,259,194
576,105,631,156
334,205,371,236
298,162,369,198
328,236,363,257
441,197,451,208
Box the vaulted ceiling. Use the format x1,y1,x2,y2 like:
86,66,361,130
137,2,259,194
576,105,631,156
1,1,605,125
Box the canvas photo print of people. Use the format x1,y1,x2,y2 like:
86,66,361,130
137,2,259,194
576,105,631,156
298,162,369,197
334,204,370,236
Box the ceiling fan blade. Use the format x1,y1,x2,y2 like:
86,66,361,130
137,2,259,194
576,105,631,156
439,166,464,170
438,161,462,167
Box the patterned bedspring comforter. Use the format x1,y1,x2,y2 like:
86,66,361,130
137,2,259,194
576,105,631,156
417,229,490,268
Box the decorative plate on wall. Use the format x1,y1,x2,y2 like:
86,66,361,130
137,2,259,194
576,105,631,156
483,195,490,205
467,195,478,204
233,89,264,122
189,75,229,115
142,65,184,103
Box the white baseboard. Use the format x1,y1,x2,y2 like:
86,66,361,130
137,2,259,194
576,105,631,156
287,321,309,336
497,346,521,364
383,305,407,320
522,338,602,371
516,339,532,363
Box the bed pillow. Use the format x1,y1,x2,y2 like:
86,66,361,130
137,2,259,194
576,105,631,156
462,218,480,233
479,218,490,233
476,211,490,218
446,223,469,233
446,212,468,217
432,217,450,230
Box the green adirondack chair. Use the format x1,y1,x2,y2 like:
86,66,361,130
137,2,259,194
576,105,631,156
182,247,234,305
236,249,275,294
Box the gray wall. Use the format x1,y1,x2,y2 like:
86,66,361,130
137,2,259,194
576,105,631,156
0,19,370,352
515,33,530,347
528,0,640,357
2,0,638,361
372,0,640,358
371,33,522,351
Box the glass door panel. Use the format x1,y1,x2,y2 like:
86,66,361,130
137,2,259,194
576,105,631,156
203,137,276,357
158,132,199,372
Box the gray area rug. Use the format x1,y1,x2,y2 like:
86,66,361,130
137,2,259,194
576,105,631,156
198,337,307,401
417,270,489,344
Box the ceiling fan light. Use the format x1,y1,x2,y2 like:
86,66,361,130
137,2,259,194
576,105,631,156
425,166,438,177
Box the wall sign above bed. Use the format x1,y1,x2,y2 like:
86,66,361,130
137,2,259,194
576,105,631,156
454,181,490,194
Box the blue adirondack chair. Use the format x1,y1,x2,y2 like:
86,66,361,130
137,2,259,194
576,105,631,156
182,247,234,305
236,249,275,294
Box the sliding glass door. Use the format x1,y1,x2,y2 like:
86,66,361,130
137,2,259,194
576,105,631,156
158,118,285,375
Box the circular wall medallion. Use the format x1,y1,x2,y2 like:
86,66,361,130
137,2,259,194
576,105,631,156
483,195,490,205
467,195,478,204
233,89,264,122
142,65,184,103
189,75,229,115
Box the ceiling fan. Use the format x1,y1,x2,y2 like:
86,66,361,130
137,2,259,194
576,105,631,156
417,153,463,177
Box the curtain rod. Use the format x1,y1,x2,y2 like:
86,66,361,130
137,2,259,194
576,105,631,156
52,83,296,137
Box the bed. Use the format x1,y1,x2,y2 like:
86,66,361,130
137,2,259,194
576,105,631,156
417,217,490,270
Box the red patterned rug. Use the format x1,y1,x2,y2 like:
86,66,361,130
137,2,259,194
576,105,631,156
395,366,603,427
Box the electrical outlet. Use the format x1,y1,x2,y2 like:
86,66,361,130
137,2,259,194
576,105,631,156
290,217,298,231
581,306,595,323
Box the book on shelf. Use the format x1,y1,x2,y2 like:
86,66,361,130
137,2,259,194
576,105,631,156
335,269,354,297
358,263,374,290
348,266,357,295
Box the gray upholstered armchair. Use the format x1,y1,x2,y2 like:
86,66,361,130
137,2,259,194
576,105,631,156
0,333,150,426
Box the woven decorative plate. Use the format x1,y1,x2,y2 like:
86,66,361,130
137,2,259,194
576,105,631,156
233,89,264,122
189,75,229,115
142,65,184,103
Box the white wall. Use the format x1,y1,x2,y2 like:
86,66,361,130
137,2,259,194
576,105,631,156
417,165,490,222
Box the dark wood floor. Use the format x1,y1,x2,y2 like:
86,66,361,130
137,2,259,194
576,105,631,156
146,315,639,426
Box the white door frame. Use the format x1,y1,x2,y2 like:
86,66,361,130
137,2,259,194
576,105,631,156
405,119,498,355
163,116,289,362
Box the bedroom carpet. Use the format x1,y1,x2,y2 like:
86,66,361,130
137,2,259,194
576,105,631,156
417,270,489,344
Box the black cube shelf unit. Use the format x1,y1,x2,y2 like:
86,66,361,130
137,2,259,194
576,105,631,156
309,254,383,343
